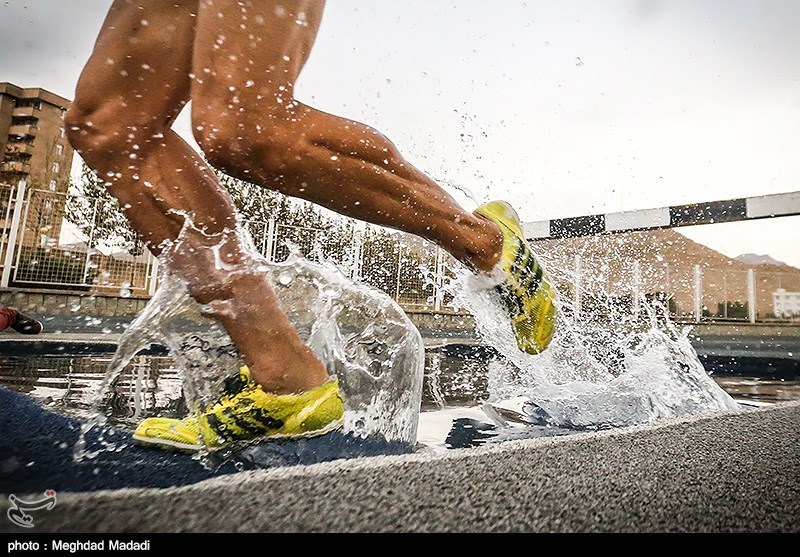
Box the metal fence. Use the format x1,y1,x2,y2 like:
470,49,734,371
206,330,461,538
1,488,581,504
2,178,799,321
0,183,157,297
0,181,454,311
565,255,800,323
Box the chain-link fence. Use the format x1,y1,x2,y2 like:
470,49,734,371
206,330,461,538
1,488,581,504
0,183,454,311
566,254,800,323
0,184,155,296
2,180,799,321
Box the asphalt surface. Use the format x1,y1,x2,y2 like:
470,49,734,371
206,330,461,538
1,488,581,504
0,387,410,496
2,322,799,533
2,392,798,533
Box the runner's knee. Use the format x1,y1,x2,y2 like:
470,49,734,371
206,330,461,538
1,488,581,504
65,98,166,167
66,99,121,163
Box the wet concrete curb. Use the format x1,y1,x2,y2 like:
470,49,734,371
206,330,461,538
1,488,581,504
0,332,477,355
9,400,799,533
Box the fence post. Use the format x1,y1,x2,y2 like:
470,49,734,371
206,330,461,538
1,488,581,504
747,268,756,323
1,178,26,288
693,264,702,322
394,244,402,302
351,231,363,281
722,271,728,318
259,220,269,256
81,197,99,287
573,254,582,320
0,186,15,267
665,264,672,314
147,252,159,297
632,260,642,316
433,246,444,312
265,218,276,262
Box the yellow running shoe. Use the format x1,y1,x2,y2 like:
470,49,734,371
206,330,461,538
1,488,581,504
133,366,344,451
474,200,557,354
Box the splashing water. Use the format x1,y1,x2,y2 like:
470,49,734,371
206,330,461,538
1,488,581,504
79,216,424,463
433,176,481,206
75,202,741,463
447,251,740,430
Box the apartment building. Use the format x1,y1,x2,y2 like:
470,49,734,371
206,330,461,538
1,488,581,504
773,288,800,318
1,83,77,257
0,82,73,192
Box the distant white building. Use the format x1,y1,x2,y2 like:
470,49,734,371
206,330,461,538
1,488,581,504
772,288,800,317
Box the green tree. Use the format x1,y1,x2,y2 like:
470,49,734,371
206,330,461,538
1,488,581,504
717,301,749,319
65,163,144,256
63,166,437,299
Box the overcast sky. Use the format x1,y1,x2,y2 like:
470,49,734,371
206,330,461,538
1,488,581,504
1,0,799,265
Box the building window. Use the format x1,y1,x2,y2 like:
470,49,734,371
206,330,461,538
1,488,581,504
7,137,35,146
52,162,60,173
11,116,38,128
49,180,57,191
15,99,42,110
60,127,66,138
56,144,63,156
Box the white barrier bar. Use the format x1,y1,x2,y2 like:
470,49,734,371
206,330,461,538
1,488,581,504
746,191,800,219
524,190,800,240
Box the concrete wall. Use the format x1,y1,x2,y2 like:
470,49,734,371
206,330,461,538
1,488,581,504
0,289,476,331
0,289,149,318
405,310,476,338
4,289,799,350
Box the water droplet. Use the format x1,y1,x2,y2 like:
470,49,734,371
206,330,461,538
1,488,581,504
278,270,294,285
120,282,132,298
322,284,340,297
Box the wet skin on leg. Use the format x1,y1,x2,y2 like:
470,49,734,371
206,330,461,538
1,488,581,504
67,0,504,394
66,0,329,394
190,0,503,273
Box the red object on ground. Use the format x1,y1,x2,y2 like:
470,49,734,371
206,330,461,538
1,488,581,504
0,307,15,331
0,307,43,334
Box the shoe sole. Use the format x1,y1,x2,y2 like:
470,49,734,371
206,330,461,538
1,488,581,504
132,416,346,453
132,433,203,452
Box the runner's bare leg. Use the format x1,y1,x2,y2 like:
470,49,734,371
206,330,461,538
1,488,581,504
191,0,503,272
68,0,503,395
66,0,329,394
